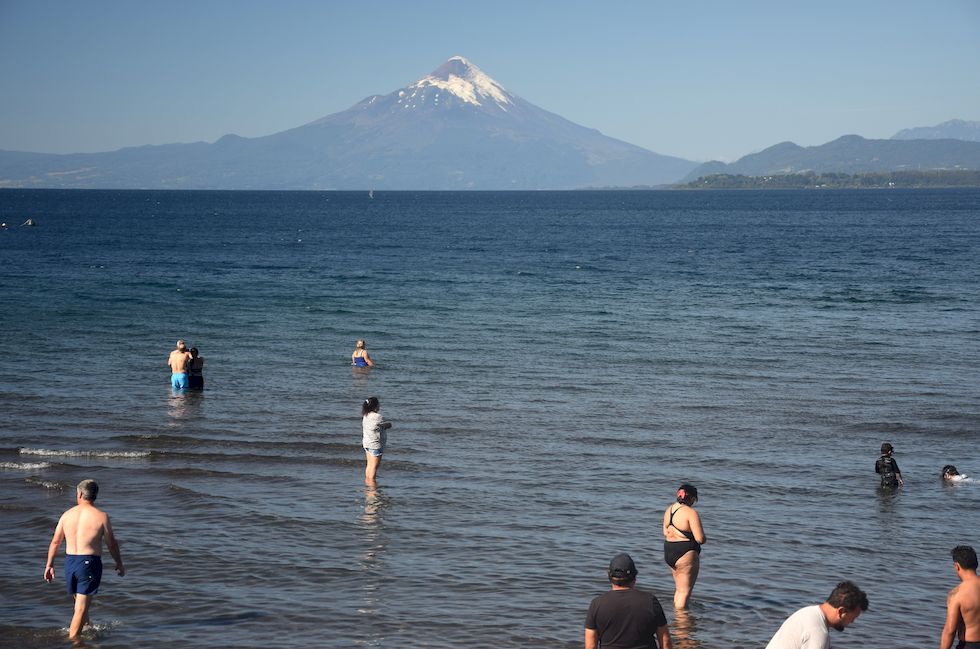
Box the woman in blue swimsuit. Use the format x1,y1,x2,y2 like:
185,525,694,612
662,483,706,609
351,339,374,367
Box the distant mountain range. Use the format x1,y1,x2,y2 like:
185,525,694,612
1,62,978,190
892,119,980,142
682,134,980,183
0,57,697,190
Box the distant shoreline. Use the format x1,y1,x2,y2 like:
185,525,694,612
674,170,980,190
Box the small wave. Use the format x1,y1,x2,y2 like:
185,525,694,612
25,477,67,490
0,461,51,470
19,448,150,458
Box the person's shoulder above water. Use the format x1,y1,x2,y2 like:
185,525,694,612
942,465,969,482
352,339,374,367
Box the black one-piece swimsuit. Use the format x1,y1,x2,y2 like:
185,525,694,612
664,505,701,568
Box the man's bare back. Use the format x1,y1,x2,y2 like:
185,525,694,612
44,480,124,640
941,546,980,649
45,497,123,579
947,579,980,644
61,502,111,555
169,347,191,374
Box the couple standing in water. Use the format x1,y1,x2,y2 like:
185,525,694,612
167,339,205,390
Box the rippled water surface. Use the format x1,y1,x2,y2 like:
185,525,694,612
1,189,979,649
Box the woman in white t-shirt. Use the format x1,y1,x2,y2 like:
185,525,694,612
361,396,392,486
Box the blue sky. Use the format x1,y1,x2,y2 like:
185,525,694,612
1,0,978,162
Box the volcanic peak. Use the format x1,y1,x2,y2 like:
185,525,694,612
409,55,512,109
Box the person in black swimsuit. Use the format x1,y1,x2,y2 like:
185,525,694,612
875,442,904,488
662,483,706,609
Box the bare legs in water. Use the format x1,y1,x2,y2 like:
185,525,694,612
364,451,382,486
69,593,92,641
670,550,700,609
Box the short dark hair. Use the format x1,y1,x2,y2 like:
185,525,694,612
880,442,893,454
952,546,978,570
826,581,869,611
77,479,99,502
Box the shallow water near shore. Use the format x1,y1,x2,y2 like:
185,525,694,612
1,188,979,649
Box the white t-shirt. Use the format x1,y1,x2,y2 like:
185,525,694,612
765,605,831,649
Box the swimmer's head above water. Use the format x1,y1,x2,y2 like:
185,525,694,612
942,465,962,480
355,339,366,350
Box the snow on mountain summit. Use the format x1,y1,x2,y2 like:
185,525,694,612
407,55,513,110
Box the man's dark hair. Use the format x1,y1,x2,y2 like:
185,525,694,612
77,479,99,502
952,545,978,570
826,581,869,611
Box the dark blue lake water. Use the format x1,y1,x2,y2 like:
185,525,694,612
1,189,978,649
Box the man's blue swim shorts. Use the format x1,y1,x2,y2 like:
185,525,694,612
171,372,189,389
65,555,102,596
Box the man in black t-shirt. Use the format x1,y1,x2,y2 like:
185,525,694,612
585,553,672,649
875,442,904,488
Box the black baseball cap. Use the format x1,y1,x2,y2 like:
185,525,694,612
608,553,637,579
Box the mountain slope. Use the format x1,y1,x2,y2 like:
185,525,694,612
892,119,980,142
682,135,980,182
0,57,697,190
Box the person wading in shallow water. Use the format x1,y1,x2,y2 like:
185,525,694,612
168,339,192,389
875,442,904,488
44,479,125,640
662,483,706,609
361,396,392,486
352,339,374,367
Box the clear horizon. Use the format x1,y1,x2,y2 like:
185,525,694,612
1,0,978,163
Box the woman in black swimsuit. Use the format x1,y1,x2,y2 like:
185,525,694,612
662,483,706,609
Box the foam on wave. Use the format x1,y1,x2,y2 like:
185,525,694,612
0,461,52,470
20,448,150,458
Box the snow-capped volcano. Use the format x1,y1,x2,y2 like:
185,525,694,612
409,55,513,110
0,56,699,189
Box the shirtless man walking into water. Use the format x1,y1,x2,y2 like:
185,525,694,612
44,479,125,640
941,545,980,649
168,339,193,389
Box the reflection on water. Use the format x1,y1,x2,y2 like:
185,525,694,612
166,389,204,423
359,487,389,572
351,366,371,390
671,608,700,649
876,485,903,516
358,485,389,633
362,485,388,530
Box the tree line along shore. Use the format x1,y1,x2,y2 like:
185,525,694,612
677,169,980,189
